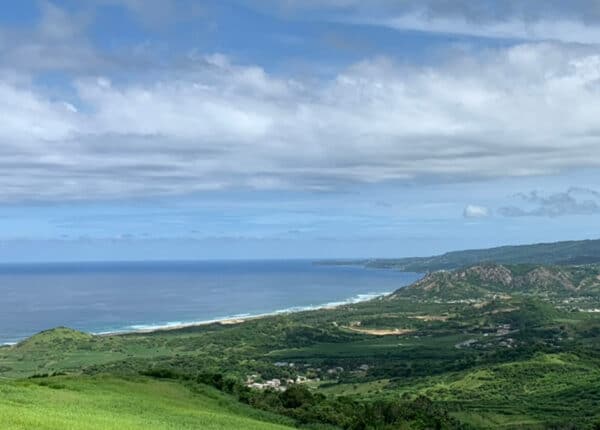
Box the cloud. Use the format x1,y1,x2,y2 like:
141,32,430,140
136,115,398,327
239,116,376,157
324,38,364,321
499,187,600,217
4,41,600,201
255,0,600,44
463,205,490,219
5,3,600,201
0,2,197,77
0,2,120,80
380,14,600,45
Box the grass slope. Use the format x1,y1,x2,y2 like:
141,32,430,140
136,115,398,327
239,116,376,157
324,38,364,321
387,353,600,428
0,375,294,430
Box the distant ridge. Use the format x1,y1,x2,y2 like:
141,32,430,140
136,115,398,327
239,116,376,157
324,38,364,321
321,238,600,272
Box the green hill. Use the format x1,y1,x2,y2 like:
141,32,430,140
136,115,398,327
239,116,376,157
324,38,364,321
322,238,600,272
392,263,600,299
14,327,94,351
0,375,294,430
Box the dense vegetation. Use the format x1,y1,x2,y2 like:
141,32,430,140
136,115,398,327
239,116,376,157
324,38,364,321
2,262,600,428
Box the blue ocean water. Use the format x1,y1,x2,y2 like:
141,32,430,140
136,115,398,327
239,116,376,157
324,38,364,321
0,260,421,345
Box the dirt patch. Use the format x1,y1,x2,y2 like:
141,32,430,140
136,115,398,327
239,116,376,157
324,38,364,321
472,301,489,309
409,315,449,322
219,319,246,325
489,307,519,314
344,327,415,336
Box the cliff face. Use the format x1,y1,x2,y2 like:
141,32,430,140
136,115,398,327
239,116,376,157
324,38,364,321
392,263,600,299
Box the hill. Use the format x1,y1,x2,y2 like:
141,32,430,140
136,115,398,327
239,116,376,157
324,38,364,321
0,375,294,430
392,263,600,299
14,327,94,351
321,238,600,272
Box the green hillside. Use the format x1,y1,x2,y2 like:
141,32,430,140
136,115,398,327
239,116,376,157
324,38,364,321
0,375,294,430
321,238,600,272
393,263,600,299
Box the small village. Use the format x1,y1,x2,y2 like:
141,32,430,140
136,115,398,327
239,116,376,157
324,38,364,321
245,362,372,391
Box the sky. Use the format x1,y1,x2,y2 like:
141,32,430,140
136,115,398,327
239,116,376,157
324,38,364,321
1,0,600,262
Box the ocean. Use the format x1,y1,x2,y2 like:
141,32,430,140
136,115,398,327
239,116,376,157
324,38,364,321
0,260,421,345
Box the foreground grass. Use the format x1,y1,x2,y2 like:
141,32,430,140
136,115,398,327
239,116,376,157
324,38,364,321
0,375,294,430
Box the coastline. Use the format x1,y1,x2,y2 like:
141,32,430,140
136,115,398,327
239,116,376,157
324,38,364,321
0,260,423,346
0,290,396,346
93,290,393,337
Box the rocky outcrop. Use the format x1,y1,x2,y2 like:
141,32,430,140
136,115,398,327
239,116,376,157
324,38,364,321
462,264,514,287
393,263,600,299
518,267,576,291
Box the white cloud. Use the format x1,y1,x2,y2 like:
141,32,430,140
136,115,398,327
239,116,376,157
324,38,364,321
256,0,600,44
380,14,600,45
463,205,490,219
499,187,600,217
0,2,106,76
4,43,600,200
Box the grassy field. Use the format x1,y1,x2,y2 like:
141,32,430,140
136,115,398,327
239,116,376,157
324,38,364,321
0,375,294,430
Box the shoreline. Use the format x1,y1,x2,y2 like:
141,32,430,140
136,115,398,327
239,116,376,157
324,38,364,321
1,290,396,345
94,290,393,337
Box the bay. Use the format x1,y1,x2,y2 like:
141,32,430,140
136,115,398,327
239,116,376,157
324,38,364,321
0,260,421,344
